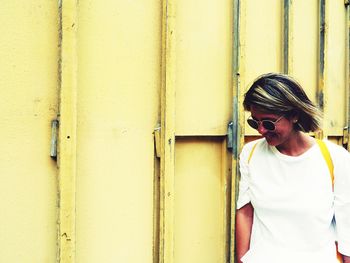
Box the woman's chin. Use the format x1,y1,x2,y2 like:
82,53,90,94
264,134,280,146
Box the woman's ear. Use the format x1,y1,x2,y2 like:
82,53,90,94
289,111,304,131
288,110,299,123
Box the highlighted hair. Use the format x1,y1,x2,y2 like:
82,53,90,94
243,73,322,132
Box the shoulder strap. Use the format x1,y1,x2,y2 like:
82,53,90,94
248,142,258,164
315,140,342,262
316,139,334,186
248,139,334,186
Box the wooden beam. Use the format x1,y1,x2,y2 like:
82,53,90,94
159,0,176,262
58,0,77,261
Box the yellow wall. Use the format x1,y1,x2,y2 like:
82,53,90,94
291,0,319,103
174,138,229,263
243,1,349,139
175,0,232,136
325,0,347,135
169,0,233,261
0,0,348,262
0,1,59,262
76,0,161,262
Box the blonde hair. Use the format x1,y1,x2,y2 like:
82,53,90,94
243,73,322,132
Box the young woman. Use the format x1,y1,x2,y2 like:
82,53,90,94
235,73,350,263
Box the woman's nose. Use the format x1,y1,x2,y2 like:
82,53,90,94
257,124,268,135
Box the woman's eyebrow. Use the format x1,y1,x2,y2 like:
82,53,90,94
251,116,278,121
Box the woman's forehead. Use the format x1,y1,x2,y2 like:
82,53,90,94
250,105,281,119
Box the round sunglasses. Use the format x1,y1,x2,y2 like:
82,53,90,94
247,115,284,131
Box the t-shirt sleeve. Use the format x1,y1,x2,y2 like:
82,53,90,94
236,142,255,210
332,144,350,256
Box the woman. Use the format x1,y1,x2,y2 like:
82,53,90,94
235,73,350,263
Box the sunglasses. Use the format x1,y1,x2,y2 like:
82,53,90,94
247,115,284,131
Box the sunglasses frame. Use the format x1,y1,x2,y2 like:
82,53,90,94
247,115,284,131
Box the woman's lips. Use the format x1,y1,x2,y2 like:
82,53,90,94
264,133,276,140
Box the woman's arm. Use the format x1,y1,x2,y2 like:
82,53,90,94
332,145,350,260
343,255,350,263
235,202,254,263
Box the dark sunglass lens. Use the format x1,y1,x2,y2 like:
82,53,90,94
247,119,258,129
262,121,275,131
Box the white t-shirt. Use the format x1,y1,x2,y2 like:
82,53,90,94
237,138,350,263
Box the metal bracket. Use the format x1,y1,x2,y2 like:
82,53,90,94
154,127,161,158
227,121,234,150
343,126,349,145
50,119,59,158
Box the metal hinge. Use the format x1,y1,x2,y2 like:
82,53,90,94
227,121,234,150
50,119,59,159
343,126,349,145
227,120,240,159
154,127,161,158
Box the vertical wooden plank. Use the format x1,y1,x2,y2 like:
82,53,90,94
346,1,350,150
230,0,245,262
160,0,176,262
58,0,77,261
222,139,231,263
283,0,293,74
153,153,161,263
316,0,328,138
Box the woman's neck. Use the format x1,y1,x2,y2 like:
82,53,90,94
276,131,315,156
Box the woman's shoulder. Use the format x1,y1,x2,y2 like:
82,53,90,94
240,138,266,159
322,139,350,164
323,139,349,155
242,138,265,150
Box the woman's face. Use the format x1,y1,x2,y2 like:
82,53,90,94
250,106,297,147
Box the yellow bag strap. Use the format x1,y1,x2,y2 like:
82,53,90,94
247,142,258,164
316,139,334,186
315,140,342,262
247,139,334,186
